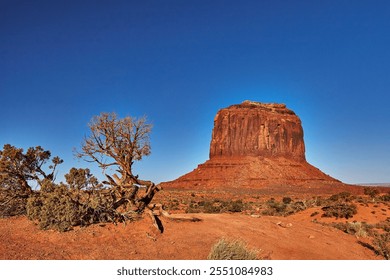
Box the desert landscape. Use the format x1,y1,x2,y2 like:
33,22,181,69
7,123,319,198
1,101,389,260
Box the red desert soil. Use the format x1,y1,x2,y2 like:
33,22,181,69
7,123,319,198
0,208,383,260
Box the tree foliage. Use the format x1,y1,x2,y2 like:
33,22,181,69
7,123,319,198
0,144,63,194
0,144,63,217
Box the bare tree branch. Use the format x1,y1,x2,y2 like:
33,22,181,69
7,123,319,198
74,112,159,217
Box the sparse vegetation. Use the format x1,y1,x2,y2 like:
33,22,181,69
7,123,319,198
364,187,379,200
372,233,390,260
329,221,370,238
321,203,357,219
379,192,390,202
1,112,161,232
186,199,245,214
261,198,308,216
328,192,353,202
207,238,259,260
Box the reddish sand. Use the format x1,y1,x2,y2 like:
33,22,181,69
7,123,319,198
0,204,386,260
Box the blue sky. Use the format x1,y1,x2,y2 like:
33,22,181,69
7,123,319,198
1,0,389,184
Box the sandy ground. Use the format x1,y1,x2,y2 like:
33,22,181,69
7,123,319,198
0,207,385,260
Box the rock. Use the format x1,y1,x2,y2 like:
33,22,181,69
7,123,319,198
276,222,293,228
210,101,305,161
161,101,344,191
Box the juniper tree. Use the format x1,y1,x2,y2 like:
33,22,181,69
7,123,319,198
0,144,63,217
0,144,63,194
76,112,160,216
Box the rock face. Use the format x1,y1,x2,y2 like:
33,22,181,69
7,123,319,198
162,101,343,191
209,101,305,161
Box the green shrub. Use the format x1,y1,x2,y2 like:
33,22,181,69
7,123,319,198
321,203,357,219
204,201,222,213
380,193,390,202
186,202,201,213
227,200,244,213
364,187,379,199
27,182,81,232
207,238,259,260
187,199,246,214
329,192,352,202
262,198,307,216
0,188,27,217
26,179,128,232
262,199,286,216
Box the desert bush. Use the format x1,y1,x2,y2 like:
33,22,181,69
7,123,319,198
372,233,390,260
321,203,357,219
310,211,319,217
167,199,180,211
375,219,390,233
186,201,201,213
331,222,369,237
26,171,134,232
328,192,353,203
207,238,259,260
186,199,245,214
311,196,326,206
379,193,390,202
0,188,28,217
364,187,379,199
226,200,244,213
204,201,223,213
262,198,286,216
262,198,307,216
27,182,81,232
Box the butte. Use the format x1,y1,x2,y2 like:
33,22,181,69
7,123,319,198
161,101,358,195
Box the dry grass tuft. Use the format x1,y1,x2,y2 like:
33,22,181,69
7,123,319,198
207,238,260,260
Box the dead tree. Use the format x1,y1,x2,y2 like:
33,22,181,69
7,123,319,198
76,112,161,226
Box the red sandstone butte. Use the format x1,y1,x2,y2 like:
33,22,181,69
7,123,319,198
161,101,347,192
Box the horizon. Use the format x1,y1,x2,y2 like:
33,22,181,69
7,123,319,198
2,1,390,185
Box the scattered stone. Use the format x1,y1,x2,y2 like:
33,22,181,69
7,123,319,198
276,222,293,228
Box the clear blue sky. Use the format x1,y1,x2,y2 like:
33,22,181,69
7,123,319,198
1,0,389,184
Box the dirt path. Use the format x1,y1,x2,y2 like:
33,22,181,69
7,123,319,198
0,211,380,260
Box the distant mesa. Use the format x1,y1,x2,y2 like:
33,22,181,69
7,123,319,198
161,101,347,192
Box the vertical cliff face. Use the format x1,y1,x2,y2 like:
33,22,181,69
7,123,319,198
209,101,306,161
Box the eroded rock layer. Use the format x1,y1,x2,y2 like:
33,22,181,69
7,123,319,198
210,101,305,161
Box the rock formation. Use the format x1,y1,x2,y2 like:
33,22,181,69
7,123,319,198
209,101,305,161
161,101,345,192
